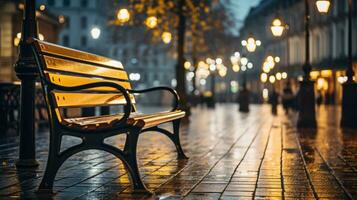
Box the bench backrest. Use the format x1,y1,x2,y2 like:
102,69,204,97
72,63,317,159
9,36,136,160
31,39,136,122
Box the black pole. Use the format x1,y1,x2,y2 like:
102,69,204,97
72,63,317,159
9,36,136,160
341,0,357,129
175,0,189,112
14,0,39,167
297,0,317,128
239,71,249,112
208,71,216,108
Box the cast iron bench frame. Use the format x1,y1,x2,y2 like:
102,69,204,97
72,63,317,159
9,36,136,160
29,38,188,193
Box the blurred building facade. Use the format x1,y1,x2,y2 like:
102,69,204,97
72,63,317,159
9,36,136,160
239,0,357,104
38,0,177,99
37,0,110,55
0,0,61,82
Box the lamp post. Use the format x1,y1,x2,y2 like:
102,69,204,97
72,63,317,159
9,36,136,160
238,55,250,112
341,0,357,129
14,0,39,167
241,35,261,53
207,59,217,108
270,0,330,128
296,0,317,128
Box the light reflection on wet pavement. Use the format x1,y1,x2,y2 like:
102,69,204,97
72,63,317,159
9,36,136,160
0,104,356,199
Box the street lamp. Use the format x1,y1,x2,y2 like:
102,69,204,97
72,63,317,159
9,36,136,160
270,0,323,128
238,55,250,112
117,8,130,23
340,0,357,128
315,0,331,13
145,16,158,29
241,36,261,52
15,0,40,167
90,27,101,39
270,18,285,37
240,56,248,66
161,31,172,44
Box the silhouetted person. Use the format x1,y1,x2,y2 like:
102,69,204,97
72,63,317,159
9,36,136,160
282,82,294,114
238,84,250,112
316,91,323,106
269,88,279,115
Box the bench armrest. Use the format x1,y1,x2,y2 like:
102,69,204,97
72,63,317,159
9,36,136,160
49,82,132,127
128,87,180,111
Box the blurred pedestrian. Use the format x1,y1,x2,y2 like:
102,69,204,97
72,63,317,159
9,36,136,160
282,82,294,114
238,84,250,112
316,91,323,106
269,88,279,115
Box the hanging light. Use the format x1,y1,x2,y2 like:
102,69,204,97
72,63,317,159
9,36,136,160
91,27,101,39
274,56,281,63
282,72,288,79
316,0,331,13
247,62,253,69
269,75,276,83
260,73,268,83
39,4,46,11
184,61,191,70
271,18,285,37
117,8,130,23
145,16,158,29
242,36,260,52
161,31,172,44
240,57,248,66
232,64,240,72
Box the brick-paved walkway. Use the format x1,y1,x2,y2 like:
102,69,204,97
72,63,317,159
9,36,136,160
0,104,356,199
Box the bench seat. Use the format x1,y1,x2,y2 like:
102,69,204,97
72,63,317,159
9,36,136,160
63,110,186,130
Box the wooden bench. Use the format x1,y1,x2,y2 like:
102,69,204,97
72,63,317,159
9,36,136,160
29,38,188,193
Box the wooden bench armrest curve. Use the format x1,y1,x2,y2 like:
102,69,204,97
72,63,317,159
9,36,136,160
128,87,180,111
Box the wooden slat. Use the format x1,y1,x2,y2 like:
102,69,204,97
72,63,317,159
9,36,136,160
35,40,124,69
43,55,129,81
45,72,132,91
52,92,136,107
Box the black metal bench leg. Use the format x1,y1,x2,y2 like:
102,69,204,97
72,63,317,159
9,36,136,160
124,128,150,193
38,135,62,193
173,119,189,159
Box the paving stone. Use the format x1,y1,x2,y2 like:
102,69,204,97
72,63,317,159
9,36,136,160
0,105,356,199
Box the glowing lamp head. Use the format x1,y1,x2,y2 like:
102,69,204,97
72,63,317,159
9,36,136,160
260,73,268,83
269,75,276,84
145,16,158,29
271,18,285,37
232,64,240,72
39,4,45,11
240,57,248,66
216,58,223,65
184,61,191,70
247,62,253,69
316,0,331,13
274,56,280,63
161,32,172,44
117,8,130,23
90,27,101,39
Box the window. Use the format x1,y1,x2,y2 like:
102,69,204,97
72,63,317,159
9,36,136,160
81,36,87,47
48,0,55,6
62,35,69,46
65,16,70,28
340,29,345,56
80,0,88,7
80,17,87,29
63,0,70,7
337,0,346,15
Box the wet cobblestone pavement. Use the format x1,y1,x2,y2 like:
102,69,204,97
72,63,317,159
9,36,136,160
0,104,356,199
